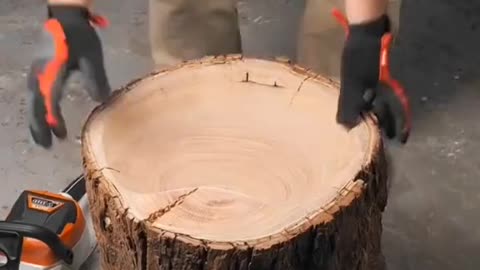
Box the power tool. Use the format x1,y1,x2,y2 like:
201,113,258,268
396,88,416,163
0,175,97,270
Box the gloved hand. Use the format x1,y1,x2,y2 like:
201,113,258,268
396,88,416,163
27,5,111,148
333,11,411,143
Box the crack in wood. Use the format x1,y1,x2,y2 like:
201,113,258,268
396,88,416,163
289,76,311,105
145,188,199,223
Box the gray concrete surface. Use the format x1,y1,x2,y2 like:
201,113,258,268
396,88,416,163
1,0,479,269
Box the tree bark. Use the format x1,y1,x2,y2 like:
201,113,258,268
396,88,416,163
82,55,388,270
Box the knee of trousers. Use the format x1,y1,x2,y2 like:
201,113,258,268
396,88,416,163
148,0,242,68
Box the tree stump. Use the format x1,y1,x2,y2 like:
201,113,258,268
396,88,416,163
82,55,388,270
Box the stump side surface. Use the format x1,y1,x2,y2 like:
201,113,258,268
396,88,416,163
84,145,387,270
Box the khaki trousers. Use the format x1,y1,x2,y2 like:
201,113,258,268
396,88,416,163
149,0,401,80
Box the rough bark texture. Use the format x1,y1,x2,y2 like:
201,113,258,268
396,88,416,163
82,55,389,270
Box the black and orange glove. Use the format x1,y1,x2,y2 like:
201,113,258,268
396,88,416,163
333,10,411,143
27,6,110,148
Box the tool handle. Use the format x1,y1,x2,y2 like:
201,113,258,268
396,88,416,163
0,221,73,266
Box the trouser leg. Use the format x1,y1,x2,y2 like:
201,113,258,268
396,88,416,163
148,0,242,68
297,0,402,80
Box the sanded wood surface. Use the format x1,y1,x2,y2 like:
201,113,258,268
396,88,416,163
82,55,388,270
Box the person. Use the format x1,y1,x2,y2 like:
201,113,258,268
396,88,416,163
28,0,410,148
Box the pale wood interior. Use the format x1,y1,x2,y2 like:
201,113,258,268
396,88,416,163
84,58,376,242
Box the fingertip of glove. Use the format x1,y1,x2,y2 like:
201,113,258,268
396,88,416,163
84,78,111,102
336,117,358,132
398,131,410,144
29,127,53,149
336,109,361,130
52,125,67,140
91,87,111,102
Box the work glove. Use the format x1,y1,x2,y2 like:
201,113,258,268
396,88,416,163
333,11,411,144
27,6,110,148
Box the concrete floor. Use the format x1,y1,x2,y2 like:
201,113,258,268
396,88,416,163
1,0,479,269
